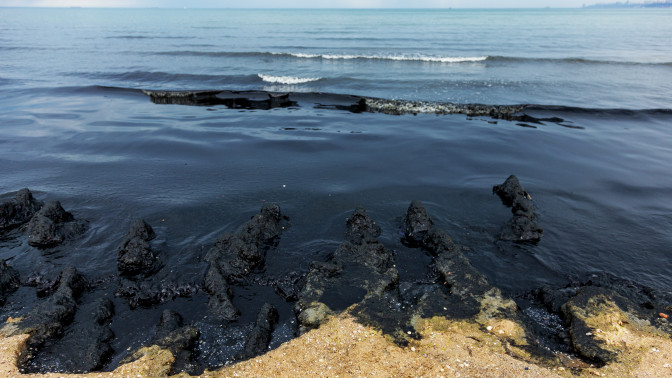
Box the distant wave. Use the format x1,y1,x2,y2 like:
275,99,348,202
258,74,322,84
278,52,488,63
150,50,672,66
106,35,192,40
65,70,260,86
152,50,487,63
487,55,672,66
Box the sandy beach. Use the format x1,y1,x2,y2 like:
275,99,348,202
3,308,672,377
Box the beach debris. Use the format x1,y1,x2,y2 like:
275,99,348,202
659,312,669,319
493,175,543,242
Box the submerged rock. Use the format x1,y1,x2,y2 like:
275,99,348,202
400,201,513,318
364,98,528,118
493,175,528,206
27,200,87,247
115,220,201,308
399,201,452,248
116,276,199,309
122,309,199,375
117,219,160,276
154,310,200,374
399,200,456,255
295,207,398,335
203,265,239,321
395,200,558,364
46,297,115,373
1,267,85,352
0,188,44,231
237,303,279,360
535,274,672,366
144,90,298,110
344,207,382,244
0,260,20,306
253,271,306,302
203,204,288,321
493,175,543,241
400,200,434,247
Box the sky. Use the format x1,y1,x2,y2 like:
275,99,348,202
2,0,594,8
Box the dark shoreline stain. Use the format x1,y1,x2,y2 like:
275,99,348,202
141,89,579,128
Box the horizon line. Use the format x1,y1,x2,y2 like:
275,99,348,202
0,6,602,9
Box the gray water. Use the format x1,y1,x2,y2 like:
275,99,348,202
1,8,671,107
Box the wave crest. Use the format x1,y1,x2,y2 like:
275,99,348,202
258,74,322,84
279,52,488,63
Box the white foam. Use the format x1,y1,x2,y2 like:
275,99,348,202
280,52,487,63
258,73,322,84
364,98,526,116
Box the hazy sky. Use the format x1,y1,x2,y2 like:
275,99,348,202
2,0,593,8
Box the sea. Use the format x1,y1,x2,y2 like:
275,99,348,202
1,7,671,372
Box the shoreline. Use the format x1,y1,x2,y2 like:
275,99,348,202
2,183,671,376
2,311,671,377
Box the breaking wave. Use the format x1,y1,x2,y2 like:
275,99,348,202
278,52,488,63
258,74,322,84
152,50,488,63
151,50,671,66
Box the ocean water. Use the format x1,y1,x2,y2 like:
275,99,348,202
1,7,672,372
2,8,672,107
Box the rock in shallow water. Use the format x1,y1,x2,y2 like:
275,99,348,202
46,297,115,373
493,175,528,206
115,219,202,308
203,203,288,321
237,303,279,360
117,219,160,276
345,207,382,244
0,188,43,231
393,200,562,365
534,273,672,366
1,267,85,354
400,200,434,247
493,175,543,242
27,200,87,247
154,310,199,375
0,260,20,306
121,309,200,375
295,207,398,335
